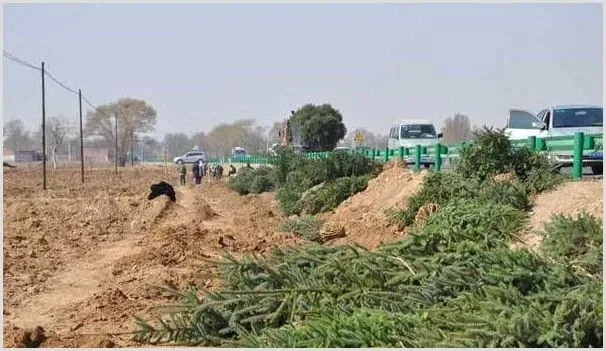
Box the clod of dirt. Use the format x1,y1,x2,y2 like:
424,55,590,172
192,197,218,220
98,338,116,348
318,222,346,243
18,326,46,348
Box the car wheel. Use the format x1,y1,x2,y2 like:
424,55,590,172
591,164,603,175
176,159,183,165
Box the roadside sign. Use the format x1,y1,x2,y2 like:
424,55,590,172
354,131,364,143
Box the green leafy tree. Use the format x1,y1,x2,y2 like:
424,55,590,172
289,104,347,151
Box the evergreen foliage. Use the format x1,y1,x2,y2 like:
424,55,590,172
134,127,598,348
278,216,325,242
228,166,276,195
133,199,602,347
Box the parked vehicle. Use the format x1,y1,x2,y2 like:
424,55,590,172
387,119,443,167
232,147,247,157
173,150,207,164
504,105,603,174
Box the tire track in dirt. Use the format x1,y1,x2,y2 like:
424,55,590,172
5,234,143,332
4,187,196,333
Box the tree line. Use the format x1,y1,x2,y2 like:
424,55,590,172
4,98,475,166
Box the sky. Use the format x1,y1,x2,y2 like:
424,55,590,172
2,3,603,140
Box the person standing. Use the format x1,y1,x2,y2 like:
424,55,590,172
198,159,204,184
192,162,200,185
179,163,187,186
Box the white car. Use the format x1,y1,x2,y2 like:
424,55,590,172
387,119,443,167
173,150,207,164
505,105,603,174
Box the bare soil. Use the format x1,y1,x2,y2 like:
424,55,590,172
319,161,427,249
513,178,604,250
3,165,304,347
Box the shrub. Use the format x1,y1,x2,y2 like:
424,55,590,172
298,175,371,215
540,212,603,276
412,198,527,252
271,149,377,216
454,127,512,182
389,128,563,228
387,172,481,227
320,151,378,180
478,179,531,211
228,166,276,195
278,216,325,242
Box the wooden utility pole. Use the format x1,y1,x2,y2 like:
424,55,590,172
163,144,168,176
41,62,47,190
115,112,118,175
78,89,85,183
130,129,134,167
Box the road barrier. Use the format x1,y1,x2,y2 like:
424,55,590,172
207,132,603,180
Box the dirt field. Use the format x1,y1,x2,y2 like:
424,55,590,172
3,163,603,347
3,165,305,347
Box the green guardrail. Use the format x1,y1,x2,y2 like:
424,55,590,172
214,133,602,180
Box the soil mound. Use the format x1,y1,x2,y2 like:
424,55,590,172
514,178,603,250
321,162,427,249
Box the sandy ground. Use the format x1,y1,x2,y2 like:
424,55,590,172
513,177,604,250
318,161,428,249
3,165,304,347
3,163,602,347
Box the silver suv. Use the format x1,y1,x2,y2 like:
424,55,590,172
173,151,207,164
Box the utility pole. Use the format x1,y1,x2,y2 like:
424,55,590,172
163,143,168,176
78,89,84,183
41,62,47,190
131,129,134,167
115,112,118,175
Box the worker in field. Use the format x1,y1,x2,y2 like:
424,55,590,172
228,165,237,177
179,163,187,186
192,161,200,184
198,159,204,183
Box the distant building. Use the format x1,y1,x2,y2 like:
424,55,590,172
3,148,15,162
14,150,39,163
82,147,111,164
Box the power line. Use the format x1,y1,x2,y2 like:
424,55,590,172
4,50,109,117
3,50,41,71
5,50,81,97
44,70,78,95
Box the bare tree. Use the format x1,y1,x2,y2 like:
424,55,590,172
3,119,36,150
85,98,157,166
441,113,473,144
46,117,70,168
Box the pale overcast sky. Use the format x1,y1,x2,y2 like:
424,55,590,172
3,3,603,139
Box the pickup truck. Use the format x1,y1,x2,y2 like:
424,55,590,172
504,105,603,174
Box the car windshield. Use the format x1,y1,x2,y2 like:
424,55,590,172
509,110,541,129
553,108,602,128
400,124,436,139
